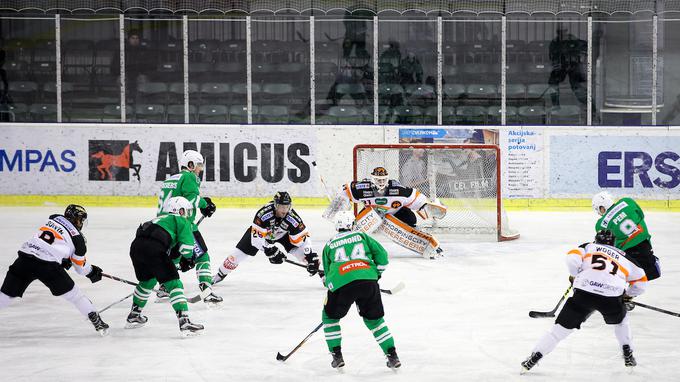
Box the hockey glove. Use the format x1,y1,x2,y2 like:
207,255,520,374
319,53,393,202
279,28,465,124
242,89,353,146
86,265,103,283
179,256,196,272
200,197,216,218
264,245,286,265
304,251,320,276
622,294,634,303
61,258,73,270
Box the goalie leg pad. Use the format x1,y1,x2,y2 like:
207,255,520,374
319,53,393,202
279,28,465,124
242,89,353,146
354,207,383,234
380,214,440,257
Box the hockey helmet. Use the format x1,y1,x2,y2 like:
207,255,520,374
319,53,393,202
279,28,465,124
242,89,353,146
64,204,88,230
592,191,614,216
179,150,204,171
370,166,389,191
273,191,292,217
334,211,355,232
594,229,615,246
163,196,193,218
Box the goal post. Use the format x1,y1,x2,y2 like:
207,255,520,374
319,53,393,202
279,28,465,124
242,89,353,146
353,144,519,242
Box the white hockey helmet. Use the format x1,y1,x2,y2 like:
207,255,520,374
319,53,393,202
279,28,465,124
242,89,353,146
179,150,204,170
370,166,389,191
592,191,615,216
163,196,193,218
334,211,355,232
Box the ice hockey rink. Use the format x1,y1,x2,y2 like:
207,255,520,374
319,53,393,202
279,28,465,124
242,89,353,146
0,206,678,382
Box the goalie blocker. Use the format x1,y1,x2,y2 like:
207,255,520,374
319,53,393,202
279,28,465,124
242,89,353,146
355,207,442,259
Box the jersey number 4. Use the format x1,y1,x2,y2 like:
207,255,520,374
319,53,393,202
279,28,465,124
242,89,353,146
591,254,619,276
334,243,368,262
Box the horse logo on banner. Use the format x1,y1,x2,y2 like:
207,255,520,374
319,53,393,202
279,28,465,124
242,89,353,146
89,140,143,181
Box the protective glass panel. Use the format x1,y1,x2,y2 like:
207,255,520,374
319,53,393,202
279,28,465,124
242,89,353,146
314,15,374,125
0,17,56,122
61,17,120,123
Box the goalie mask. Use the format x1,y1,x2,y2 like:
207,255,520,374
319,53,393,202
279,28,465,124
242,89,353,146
179,150,204,172
335,211,355,232
64,204,88,230
370,166,389,192
592,191,614,216
163,196,193,218
273,191,292,218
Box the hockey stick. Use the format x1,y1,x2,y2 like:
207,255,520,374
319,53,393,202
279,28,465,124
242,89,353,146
276,322,323,362
284,258,404,295
528,285,572,318
631,301,680,318
102,273,140,287
98,292,134,314
311,160,334,202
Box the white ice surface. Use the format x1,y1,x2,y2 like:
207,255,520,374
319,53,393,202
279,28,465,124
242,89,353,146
0,207,678,382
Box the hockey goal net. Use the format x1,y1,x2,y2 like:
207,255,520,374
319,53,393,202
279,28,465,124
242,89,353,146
353,144,519,241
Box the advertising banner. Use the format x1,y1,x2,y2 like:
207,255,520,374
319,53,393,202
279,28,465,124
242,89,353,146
550,134,680,197
0,125,319,197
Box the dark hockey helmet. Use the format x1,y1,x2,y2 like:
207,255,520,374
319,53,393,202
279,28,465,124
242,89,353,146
273,191,292,217
594,229,615,246
64,204,88,230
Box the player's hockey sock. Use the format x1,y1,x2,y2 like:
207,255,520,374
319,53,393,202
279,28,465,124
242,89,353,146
322,311,342,351
0,292,13,308
195,253,213,285
163,279,188,312
614,315,632,348
132,278,157,308
216,250,250,279
363,317,395,354
534,324,573,355
60,285,96,317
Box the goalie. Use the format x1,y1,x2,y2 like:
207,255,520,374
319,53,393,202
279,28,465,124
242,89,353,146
323,166,447,259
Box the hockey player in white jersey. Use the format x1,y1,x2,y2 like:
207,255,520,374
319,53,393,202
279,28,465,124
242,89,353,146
0,205,109,336
212,191,320,284
323,166,447,259
521,229,648,373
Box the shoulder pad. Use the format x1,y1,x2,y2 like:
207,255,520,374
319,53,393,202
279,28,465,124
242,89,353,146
387,179,403,188
52,215,80,237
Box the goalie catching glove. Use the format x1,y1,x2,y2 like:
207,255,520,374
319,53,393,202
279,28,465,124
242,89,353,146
417,201,447,220
264,244,287,264
200,197,216,218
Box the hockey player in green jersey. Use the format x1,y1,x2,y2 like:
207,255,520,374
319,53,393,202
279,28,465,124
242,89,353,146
157,149,222,304
126,196,204,336
592,192,660,281
316,211,401,370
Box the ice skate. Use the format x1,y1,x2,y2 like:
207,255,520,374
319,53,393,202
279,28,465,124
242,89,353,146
155,284,170,302
520,352,542,374
623,345,637,368
211,270,227,285
125,304,148,329
330,346,345,369
88,312,109,336
200,282,223,304
386,347,401,369
177,311,204,337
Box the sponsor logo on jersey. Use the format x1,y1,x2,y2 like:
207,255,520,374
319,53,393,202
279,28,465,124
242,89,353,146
285,215,299,227
362,191,373,197
388,189,400,196
375,198,388,205
355,183,371,190
339,260,370,275
89,140,143,182
260,211,274,222
391,201,402,209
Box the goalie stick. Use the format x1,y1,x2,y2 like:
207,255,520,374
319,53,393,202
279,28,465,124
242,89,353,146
276,322,323,362
528,285,572,318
